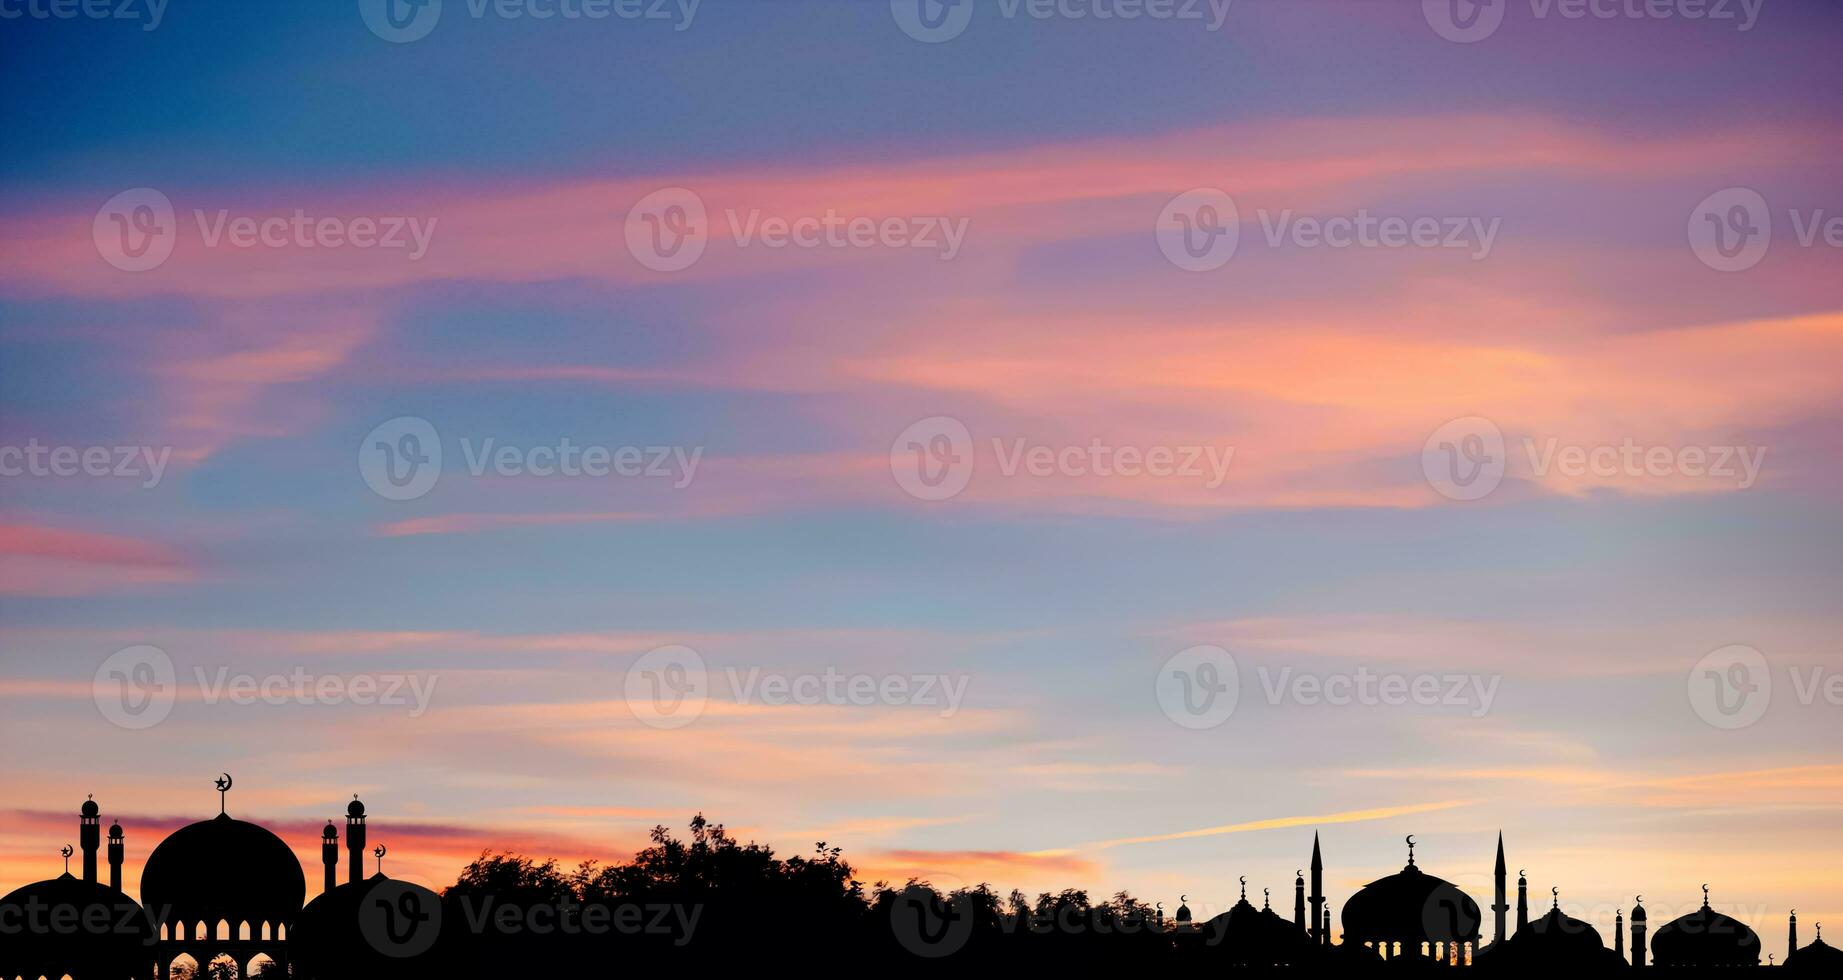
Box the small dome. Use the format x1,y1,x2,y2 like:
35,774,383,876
348,797,368,818
0,872,153,979
292,873,452,979
1785,936,1843,971
109,820,124,839
324,821,340,840
1630,902,1646,923
81,798,100,818
1175,901,1192,922
142,813,307,927
1651,899,1760,967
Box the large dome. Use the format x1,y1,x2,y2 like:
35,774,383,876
1342,862,1482,946
142,812,307,928
1651,901,1760,967
0,872,154,979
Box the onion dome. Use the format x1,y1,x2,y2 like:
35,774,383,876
292,873,452,979
142,812,307,929
1786,924,1842,971
1651,887,1760,967
0,872,153,979
1175,895,1192,924
1341,839,1482,949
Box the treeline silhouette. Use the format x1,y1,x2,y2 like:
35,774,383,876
413,813,1183,975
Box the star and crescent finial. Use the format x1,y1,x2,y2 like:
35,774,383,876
374,844,387,875
61,845,73,873
214,773,233,815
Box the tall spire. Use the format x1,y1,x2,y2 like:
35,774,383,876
1309,832,1325,945
1492,832,1509,945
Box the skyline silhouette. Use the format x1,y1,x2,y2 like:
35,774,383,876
4,777,1839,976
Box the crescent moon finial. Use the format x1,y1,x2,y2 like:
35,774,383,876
1296,869,1303,878
1519,868,1527,878
1181,894,1188,903
1636,895,1643,905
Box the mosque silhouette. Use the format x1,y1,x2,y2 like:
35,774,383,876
4,778,1841,978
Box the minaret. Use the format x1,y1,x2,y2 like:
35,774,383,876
1492,832,1508,945
79,796,101,884
322,821,340,894
1294,868,1306,932
1615,909,1625,959
107,821,124,892
1788,909,1797,957
1516,868,1529,932
1630,898,1647,967
346,795,367,885
1308,832,1325,945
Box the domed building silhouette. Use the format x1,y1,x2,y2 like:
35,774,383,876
1193,878,1312,967
1340,835,1482,963
1784,917,1843,972
143,777,306,978
0,804,154,980
1473,887,1627,972
1649,885,1761,967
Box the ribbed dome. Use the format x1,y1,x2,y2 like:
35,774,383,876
1785,937,1843,971
142,812,307,927
0,872,153,979
1651,902,1760,967
292,873,451,979
1342,862,1482,945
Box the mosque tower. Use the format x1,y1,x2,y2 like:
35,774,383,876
1294,868,1306,932
1516,868,1529,932
322,820,340,894
1789,908,1798,955
1616,908,1625,960
1493,833,1508,944
1631,897,1648,967
346,795,367,885
106,820,124,892
1308,833,1325,945
79,796,100,884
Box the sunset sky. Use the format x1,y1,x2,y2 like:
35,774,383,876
2,0,1841,964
